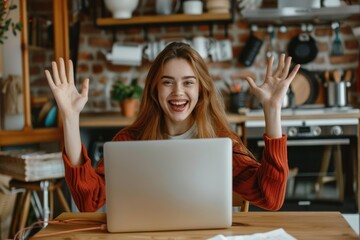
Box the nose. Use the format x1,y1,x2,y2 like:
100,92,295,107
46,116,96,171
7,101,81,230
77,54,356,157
173,82,184,95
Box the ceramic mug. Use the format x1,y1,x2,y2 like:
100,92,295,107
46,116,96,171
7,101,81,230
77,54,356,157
192,36,212,59
156,0,181,15
143,41,162,61
183,0,203,14
209,39,233,62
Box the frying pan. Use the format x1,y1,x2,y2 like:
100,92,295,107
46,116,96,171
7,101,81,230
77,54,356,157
291,68,319,106
288,33,318,64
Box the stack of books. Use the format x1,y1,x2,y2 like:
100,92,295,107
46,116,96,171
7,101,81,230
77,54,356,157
0,150,64,182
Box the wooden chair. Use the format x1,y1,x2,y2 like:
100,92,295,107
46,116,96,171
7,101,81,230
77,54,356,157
8,178,71,238
315,145,344,201
233,192,249,212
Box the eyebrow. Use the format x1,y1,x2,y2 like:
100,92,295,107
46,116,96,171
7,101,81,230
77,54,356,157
161,75,196,80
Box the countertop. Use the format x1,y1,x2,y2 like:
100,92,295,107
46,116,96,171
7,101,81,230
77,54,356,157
79,108,360,128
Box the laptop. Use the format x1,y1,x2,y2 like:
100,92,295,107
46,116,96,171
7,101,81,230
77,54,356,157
103,138,232,232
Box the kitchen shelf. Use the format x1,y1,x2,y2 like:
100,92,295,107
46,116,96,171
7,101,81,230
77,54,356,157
241,5,360,24
93,0,235,36
96,13,233,28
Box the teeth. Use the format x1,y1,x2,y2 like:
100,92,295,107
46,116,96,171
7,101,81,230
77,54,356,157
170,101,187,106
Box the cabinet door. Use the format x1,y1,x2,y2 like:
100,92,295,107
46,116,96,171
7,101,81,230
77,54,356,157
0,0,68,146
1,0,24,131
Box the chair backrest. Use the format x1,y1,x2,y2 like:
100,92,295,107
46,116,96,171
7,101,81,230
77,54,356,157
232,192,249,212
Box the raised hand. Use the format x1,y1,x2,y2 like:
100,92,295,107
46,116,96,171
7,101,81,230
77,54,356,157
45,58,89,119
245,54,300,110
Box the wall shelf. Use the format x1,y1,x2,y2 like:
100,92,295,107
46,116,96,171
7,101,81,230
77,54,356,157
92,0,235,38
96,12,233,28
241,5,360,24
0,128,63,146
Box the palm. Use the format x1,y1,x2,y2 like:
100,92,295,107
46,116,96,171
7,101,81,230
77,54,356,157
253,75,289,107
245,54,300,109
52,83,87,116
45,58,89,118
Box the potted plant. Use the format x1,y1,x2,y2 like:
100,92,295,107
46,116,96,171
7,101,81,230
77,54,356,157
111,78,143,117
0,0,22,44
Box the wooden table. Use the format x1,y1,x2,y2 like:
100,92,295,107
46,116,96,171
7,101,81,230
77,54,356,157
34,211,358,239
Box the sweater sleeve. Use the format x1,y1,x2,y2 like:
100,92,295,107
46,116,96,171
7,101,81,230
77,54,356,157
232,134,288,210
63,129,135,212
63,144,106,212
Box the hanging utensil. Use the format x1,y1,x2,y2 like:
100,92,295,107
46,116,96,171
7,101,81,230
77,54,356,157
265,25,279,69
239,25,263,66
331,22,344,56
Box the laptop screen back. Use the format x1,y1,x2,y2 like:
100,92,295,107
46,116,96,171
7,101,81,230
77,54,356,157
104,138,232,232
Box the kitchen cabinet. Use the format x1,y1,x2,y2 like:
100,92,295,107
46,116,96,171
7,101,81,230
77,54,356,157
241,5,360,24
0,0,69,146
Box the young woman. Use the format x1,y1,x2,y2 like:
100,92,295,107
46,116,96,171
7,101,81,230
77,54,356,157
45,42,300,212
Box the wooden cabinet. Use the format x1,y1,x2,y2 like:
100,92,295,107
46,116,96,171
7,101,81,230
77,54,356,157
0,0,69,146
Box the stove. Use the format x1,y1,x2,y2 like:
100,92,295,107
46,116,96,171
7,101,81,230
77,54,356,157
245,106,359,138
244,106,359,211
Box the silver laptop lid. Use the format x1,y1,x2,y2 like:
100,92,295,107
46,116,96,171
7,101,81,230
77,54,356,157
104,138,232,232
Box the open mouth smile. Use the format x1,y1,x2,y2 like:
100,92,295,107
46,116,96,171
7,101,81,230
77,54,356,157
169,100,188,111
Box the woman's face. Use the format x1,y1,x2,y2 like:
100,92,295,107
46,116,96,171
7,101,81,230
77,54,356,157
157,58,200,134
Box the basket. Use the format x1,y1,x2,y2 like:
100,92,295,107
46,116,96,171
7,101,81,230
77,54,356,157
0,175,16,240
0,150,64,182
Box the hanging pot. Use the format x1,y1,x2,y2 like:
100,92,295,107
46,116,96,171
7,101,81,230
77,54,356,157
287,33,318,64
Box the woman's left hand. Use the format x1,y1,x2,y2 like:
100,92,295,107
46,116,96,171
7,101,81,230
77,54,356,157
245,53,300,110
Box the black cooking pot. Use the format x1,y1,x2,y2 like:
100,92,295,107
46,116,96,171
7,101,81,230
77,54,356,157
288,33,318,64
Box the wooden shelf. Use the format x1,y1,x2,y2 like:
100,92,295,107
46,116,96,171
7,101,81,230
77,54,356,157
0,128,63,146
96,13,233,27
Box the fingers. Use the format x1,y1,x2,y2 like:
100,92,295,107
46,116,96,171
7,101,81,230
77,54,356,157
280,55,292,80
45,70,56,90
267,54,297,81
244,76,257,91
274,54,285,78
59,58,67,84
51,60,61,85
68,59,74,85
47,57,73,86
265,55,274,79
287,64,301,83
80,78,90,98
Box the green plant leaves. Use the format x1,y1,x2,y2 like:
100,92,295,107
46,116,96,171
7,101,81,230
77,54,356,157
0,2,22,44
111,79,143,103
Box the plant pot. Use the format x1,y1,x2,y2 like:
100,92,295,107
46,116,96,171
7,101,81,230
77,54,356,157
120,98,139,117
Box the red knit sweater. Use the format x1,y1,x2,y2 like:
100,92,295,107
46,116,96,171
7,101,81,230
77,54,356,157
63,130,288,212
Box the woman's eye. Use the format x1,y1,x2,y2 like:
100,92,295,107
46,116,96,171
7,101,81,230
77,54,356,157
162,80,172,86
185,81,195,86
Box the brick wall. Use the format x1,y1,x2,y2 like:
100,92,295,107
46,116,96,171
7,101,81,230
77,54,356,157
28,1,360,112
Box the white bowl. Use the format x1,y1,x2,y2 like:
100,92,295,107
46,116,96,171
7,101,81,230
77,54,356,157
104,0,139,19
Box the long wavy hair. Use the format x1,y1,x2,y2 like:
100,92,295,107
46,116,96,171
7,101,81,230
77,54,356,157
123,42,245,148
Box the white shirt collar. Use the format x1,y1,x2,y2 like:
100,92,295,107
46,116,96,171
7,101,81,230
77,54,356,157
168,123,197,140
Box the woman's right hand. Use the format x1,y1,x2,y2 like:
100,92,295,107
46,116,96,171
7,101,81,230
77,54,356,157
45,58,89,118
